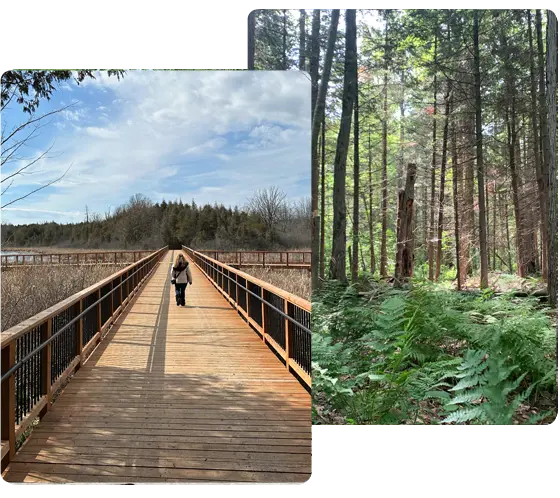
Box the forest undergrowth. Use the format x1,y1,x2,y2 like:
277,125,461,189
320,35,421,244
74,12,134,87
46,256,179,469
312,277,557,425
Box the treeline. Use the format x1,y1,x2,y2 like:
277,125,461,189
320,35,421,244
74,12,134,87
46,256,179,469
1,189,311,250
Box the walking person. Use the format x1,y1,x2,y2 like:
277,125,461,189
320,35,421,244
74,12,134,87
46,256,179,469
170,253,193,306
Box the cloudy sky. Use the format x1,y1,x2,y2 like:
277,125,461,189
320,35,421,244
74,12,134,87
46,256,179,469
1,70,310,225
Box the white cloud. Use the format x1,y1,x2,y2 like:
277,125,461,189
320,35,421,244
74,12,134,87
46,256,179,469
1,71,310,223
84,127,119,139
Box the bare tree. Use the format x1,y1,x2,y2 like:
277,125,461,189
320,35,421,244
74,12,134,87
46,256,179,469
247,186,288,239
1,105,74,209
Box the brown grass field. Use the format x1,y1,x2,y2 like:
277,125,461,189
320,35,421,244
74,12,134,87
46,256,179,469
241,267,311,301
1,265,121,331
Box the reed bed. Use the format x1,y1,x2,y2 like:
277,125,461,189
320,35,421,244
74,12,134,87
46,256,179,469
1,265,121,331
241,267,311,301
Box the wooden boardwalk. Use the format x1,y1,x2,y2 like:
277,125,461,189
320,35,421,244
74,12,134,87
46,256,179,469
2,251,311,483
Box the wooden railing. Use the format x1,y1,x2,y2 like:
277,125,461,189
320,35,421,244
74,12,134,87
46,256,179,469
0,247,167,470
1,250,153,267
183,247,311,390
195,250,311,269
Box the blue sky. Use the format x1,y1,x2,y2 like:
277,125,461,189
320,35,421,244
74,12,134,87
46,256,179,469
1,70,310,225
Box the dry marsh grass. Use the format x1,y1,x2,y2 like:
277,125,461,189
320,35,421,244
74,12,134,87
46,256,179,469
241,267,311,301
1,265,121,331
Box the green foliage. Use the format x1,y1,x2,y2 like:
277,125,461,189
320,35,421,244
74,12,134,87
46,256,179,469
312,280,557,425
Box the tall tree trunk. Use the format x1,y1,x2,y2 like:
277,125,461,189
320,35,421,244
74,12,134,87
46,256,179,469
309,10,321,118
435,77,451,281
398,70,406,191
380,16,390,277
282,10,288,70
473,10,489,288
352,71,360,283
506,105,525,276
311,10,339,289
428,27,438,281
546,10,558,307
330,9,357,282
299,9,306,71
395,163,417,281
248,11,256,70
320,117,326,281
451,116,462,289
367,126,376,274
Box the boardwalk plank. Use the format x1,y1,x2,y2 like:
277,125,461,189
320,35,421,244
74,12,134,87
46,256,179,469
2,250,311,483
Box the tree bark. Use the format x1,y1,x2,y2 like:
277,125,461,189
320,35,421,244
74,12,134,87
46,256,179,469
435,76,451,281
473,10,489,289
299,9,306,71
248,11,256,70
428,27,438,281
330,9,356,282
311,10,339,289
352,67,360,283
320,117,326,281
309,10,321,118
380,15,390,278
367,126,376,274
451,115,461,289
395,163,417,281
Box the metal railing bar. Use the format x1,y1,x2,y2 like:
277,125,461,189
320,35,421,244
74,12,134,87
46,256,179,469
1,249,165,383
186,250,310,335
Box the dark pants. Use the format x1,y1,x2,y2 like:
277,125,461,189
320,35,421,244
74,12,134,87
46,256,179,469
175,283,187,305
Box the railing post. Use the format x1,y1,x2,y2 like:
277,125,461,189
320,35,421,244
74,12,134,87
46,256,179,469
261,286,266,343
40,318,53,414
97,289,102,334
1,341,16,470
286,252,289,267
76,299,84,368
284,299,291,370
115,252,117,264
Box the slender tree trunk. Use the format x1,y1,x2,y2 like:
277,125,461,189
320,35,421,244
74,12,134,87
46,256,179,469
506,105,525,276
492,181,497,271
330,9,356,282
309,10,321,118
320,117,326,281
505,194,513,273
380,17,390,277
428,28,438,281
435,77,451,281
528,10,548,279
248,11,256,70
452,116,461,289
282,10,288,70
299,9,306,71
473,10,489,288
398,70,406,191
368,126,376,274
352,71,360,282
311,10,339,289
537,9,560,306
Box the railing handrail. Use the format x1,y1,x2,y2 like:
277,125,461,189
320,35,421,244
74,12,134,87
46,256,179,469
1,249,155,256
1,247,167,348
184,247,310,311
0,248,167,383
196,249,311,254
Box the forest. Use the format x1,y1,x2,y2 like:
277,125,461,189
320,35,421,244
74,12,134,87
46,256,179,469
250,9,558,424
1,188,311,250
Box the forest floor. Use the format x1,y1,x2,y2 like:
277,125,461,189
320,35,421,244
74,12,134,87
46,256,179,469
1,265,121,331
312,273,557,425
